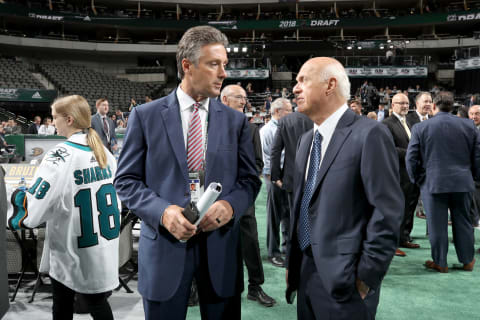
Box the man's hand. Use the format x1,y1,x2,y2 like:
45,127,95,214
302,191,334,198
356,278,370,300
275,179,283,188
161,205,197,241
198,200,233,232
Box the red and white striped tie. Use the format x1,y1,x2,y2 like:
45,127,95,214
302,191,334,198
187,102,203,171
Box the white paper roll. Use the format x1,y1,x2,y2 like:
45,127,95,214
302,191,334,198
194,182,222,226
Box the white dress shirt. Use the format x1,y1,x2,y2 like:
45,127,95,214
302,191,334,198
38,124,55,135
305,104,348,180
176,86,209,150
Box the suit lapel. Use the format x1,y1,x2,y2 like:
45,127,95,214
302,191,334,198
294,129,313,219
392,116,410,141
205,100,222,183
311,110,355,195
160,90,189,181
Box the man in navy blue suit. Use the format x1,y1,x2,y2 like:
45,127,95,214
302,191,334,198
114,26,261,320
406,91,480,273
286,57,403,320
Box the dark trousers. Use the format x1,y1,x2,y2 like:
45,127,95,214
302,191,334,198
265,179,290,257
142,234,241,320
400,180,420,243
422,192,475,268
297,253,378,320
470,186,480,225
51,277,113,320
240,205,265,288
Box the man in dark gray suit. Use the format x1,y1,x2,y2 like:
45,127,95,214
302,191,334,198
270,111,313,210
0,167,9,317
287,57,403,319
406,92,480,273
220,84,275,307
406,91,432,129
91,98,117,153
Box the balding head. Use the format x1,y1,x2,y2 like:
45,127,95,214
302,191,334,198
293,57,351,125
220,84,247,112
469,105,480,126
391,93,409,117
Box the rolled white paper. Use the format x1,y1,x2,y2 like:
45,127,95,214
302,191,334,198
194,182,222,226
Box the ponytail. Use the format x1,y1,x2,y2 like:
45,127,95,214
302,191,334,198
86,128,107,169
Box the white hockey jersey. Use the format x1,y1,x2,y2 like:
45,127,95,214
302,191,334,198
9,133,120,294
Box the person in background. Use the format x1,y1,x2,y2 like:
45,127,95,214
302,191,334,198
221,84,276,307
8,94,120,319
38,117,56,135
367,111,377,120
28,116,42,134
349,99,363,115
91,98,117,153
406,92,480,273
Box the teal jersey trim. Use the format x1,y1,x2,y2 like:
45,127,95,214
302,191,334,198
64,141,92,152
9,190,27,230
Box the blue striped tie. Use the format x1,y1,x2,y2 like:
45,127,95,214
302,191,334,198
298,131,322,251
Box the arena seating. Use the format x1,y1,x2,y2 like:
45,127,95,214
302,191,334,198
36,62,164,111
0,57,45,90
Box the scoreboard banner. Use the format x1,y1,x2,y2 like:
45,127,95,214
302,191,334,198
0,89,57,102
455,57,480,71
346,67,428,78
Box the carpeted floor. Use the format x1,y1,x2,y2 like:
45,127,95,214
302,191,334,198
5,180,480,319
188,181,480,320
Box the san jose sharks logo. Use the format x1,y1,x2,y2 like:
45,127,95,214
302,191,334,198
45,147,70,165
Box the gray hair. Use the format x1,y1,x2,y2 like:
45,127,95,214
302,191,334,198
271,98,290,113
176,26,228,79
318,62,351,101
415,91,432,103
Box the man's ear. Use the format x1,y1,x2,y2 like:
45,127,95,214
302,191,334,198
326,78,337,96
182,58,193,76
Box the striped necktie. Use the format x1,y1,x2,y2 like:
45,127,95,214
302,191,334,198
187,102,203,171
298,131,322,251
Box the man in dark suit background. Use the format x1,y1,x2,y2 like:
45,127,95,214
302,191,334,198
220,84,275,307
375,103,389,122
114,26,261,320
91,98,117,153
28,116,41,134
382,93,421,256
406,92,480,273
0,167,9,318
286,57,403,319
270,111,313,211
406,91,432,129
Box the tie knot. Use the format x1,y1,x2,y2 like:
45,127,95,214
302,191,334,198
192,102,202,111
314,131,323,144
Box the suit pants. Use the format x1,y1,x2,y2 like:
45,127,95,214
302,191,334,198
399,180,420,244
297,252,378,320
265,179,290,257
240,205,265,288
422,192,475,268
142,234,241,320
470,186,480,225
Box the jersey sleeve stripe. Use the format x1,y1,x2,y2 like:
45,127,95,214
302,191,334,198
8,190,29,230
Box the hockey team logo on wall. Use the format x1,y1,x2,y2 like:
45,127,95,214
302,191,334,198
30,147,44,157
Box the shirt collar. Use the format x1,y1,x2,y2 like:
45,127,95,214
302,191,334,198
393,112,406,122
68,132,87,145
313,103,348,138
416,110,427,120
177,86,210,112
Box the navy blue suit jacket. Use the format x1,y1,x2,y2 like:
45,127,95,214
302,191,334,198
406,111,480,194
286,109,403,302
114,89,261,301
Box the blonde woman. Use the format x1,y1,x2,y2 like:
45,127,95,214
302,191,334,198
9,95,120,320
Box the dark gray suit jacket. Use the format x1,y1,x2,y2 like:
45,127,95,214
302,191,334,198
91,113,117,152
406,112,480,193
0,167,9,317
287,109,403,302
270,112,313,192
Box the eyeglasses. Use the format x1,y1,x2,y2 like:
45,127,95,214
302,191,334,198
229,95,248,101
393,102,409,105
